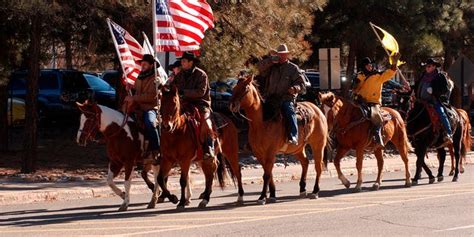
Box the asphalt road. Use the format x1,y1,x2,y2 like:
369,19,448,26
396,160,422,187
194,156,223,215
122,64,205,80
1,165,473,237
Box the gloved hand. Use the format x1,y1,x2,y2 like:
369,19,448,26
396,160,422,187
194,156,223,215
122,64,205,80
390,52,401,69
427,87,433,94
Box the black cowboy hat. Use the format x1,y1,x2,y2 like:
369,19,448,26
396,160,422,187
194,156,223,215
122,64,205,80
138,54,156,64
422,58,441,67
168,60,181,70
180,51,198,62
358,57,372,69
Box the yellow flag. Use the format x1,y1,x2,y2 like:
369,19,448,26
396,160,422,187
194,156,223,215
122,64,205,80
373,24,399,53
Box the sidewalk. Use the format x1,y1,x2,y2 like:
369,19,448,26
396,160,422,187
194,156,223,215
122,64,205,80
1,152,472,206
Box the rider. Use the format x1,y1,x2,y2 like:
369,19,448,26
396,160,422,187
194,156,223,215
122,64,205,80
352,53,401,147
257,44,306,145
167,60,181,83
170,51,215,160
124,54,161,165
415,58,453,143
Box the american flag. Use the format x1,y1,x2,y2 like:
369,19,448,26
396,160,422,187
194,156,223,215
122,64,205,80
107,19,142,86
154,0,214,52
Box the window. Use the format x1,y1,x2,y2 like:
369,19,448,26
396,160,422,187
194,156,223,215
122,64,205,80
9,75,27,90
39,72,59,90
62,71,90,92
84,74,115,92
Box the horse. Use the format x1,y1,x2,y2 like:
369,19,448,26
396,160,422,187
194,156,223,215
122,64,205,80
229,75,328,204
406,101,467,183
76,100,158,211
319,92,412,191
150,85,243,210
448,108,472,175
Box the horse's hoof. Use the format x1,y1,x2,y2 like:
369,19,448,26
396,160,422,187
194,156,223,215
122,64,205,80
449,170,455,176
405,181,412,188
147,200,156,209
452,176,458,182
170,195,179,204
412,179,418,185
460,168,465,174
267,197,277,203
257,199,266,205
353,187,361,193
299,191,307,198
437,176,444,182
343,180,351,189
157,197,165,203
118,204,128,212
372,183,380,191
429,177,436,184
185,200,192,206
176,205,186,211
198,193,205,199
236,196,244,205
308,193,318,199
198,200,209,208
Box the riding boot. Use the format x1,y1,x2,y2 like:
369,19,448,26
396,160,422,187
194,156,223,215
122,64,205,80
373,126,384,148
203,136,215,160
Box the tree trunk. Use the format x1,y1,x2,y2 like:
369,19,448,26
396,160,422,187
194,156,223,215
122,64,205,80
22,14,41,173
64,37,73,69
0,83,8,152
344,42,357,98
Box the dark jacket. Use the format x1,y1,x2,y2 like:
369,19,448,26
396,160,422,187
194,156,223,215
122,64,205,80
171,66,211,108
257,58,305,101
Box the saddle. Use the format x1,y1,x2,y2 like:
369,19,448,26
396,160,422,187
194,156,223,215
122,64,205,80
424,102,457,133
358,103,392,124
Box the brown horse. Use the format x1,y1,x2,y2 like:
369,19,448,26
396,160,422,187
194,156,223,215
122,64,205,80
76,100,147,211
319,92,411,191
229,75,328,204
151,86,243,210
447,109,472,175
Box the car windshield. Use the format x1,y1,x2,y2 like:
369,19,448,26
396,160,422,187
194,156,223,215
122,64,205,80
84,74,115,92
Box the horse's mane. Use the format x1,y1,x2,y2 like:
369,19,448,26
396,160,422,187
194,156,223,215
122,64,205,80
97,105,133,122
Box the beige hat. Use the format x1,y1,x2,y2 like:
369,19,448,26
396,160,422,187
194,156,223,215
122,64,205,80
275,44,290,53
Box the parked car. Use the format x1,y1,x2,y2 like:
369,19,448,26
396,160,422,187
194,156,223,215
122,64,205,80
101,70,121,90
210,78,237,113
299,71,319,102
9,69,116,120
83,73,117,108
7,97,25,126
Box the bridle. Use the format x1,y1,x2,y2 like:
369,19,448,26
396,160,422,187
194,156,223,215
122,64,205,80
78,109,101,144
230,83,252,121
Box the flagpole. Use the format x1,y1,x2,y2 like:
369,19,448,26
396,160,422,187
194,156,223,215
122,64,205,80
152,0,162,126
106,18,133,96
369,22,410,89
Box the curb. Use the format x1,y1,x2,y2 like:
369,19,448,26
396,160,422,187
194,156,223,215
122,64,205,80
0,156,471,206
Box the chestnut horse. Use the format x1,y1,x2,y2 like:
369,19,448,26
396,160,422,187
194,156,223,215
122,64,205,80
229,75,328,204
319,92,411,191
448,109,471,175
151,86,243,210
76,100,157,211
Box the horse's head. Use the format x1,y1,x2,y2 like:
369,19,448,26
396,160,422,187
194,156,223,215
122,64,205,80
160,85,181,131
318,92,337,108
330,96,357,129
76,100,102,146
229,74,257,113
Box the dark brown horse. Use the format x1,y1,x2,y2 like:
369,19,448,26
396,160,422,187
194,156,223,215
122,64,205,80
229,75,328,204
319,92,412,191
151,86,243,210
77,101,144,211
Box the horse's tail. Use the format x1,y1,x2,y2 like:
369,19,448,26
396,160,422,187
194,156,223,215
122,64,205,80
216,153,230,190
323,132,335,168
458,109,472,157
393,109,413,152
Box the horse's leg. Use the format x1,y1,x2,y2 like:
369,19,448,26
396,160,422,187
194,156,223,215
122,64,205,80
224,152,245,205
448,145,455,176
141,164,155,191
177,160,191,210
156,159,178,205
147,164,161,209
257,158,272,205
393,136,411,187
294,151,309,197
267,175,276,203
309,139,325,199
436,148,446,182
354,148,364,192
185,169,193,206
421,160,435,184
118,163,133,212
199,159,217,208
372,148,384,191
334,147,351,188
452,128,463,182
107,162,124,199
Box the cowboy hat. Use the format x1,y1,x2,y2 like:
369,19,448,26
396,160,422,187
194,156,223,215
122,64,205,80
168,60,181,70
180,51,198,62
275,44,290,54
138,54,157,64
422,58,441,67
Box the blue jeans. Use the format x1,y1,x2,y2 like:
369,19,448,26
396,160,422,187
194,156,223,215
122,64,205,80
281,101,298,139
434,102,452,135
143,110,160,151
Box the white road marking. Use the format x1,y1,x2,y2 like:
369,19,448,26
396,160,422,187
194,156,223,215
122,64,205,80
434,225,474,232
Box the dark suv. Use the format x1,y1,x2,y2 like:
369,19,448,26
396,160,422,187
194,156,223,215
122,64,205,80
9,69,115,120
